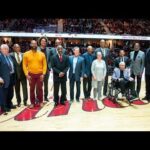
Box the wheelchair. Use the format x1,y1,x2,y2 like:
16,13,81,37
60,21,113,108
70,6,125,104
106,78,137,104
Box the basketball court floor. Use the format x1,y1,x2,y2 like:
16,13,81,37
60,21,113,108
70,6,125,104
0,71,150,131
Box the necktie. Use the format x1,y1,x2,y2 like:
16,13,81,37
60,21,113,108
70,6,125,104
5,56,13,72
59,55,63,62
17,53,21,64
103,49,105,57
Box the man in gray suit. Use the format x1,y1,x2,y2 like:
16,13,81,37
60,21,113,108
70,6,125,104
10,44,28,107
95,39,110,96
37,36,51,102
130,43,145,97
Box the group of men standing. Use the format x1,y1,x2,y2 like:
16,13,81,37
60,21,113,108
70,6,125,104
0,38,150,114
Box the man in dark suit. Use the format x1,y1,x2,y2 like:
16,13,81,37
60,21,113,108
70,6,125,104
142,48,150,101
51,45,69,107
10,44,28,107
37,36,51,102
69,47,85,103
115,49,130,68
0,44,16,112
95,40,110,96
0,75,5,113
82,46,95,99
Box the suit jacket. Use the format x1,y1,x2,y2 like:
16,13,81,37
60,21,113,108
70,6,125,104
10,52,26,80
112,68,130,81
82,52,95,77
145,48,150,75
0,53,15,88
0,87,4,105
50,47,66,57
51,54,69,82
37,46,51,71
69,55,85,81
115,56,131,68
130,50,145,75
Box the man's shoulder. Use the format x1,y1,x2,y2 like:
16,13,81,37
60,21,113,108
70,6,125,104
114,67,119,72
139,50,145,55
24,50,30,56
82,52,88,56
79,55,84,60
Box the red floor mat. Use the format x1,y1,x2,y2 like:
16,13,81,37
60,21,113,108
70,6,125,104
14,105,42,121
131,99,148,105
0,110,4,115
103,97,122,108
82,98,101,112
48,101,70,117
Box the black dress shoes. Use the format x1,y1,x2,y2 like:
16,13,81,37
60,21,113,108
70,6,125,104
76,99,80,102
54,103,59,107
17,103,21,107
10,105,16,109
44,98,49,102
60,102,65,105
24,102,27,106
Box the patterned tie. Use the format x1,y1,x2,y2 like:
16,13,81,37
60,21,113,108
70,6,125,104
17,53,21,64
5,56,13,72
59,55,63,62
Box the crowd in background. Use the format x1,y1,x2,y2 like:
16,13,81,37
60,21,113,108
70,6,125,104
0,19,150,35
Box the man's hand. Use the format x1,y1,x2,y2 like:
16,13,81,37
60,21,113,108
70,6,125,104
129,77,134,81
84,74,87,78
59,72,65,77
40,75,45,81
26,75,32,83
93,75,96,80
118,78,123,81
80,77,83,81
0,77,4,84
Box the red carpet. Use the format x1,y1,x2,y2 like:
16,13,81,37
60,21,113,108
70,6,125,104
0,110,4,115
103,97,122,108
48,101,70,117
14,105,42,121
82,98,101,112
131,99,148,105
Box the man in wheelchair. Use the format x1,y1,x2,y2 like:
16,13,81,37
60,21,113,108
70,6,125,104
112,62,137,102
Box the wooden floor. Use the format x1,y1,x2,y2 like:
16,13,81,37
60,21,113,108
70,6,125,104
0,75,150,131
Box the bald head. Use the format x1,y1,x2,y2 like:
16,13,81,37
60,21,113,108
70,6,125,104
30,40,37,50
100,39,105,48
13,44,21,53
87,45,93,54
119,61,126,70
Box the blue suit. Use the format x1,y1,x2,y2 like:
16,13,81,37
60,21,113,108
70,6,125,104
69,55,85,101
82,52,95,99
0,53,15,110
0,53,11,88
82,52,95,77
69,56,85,81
